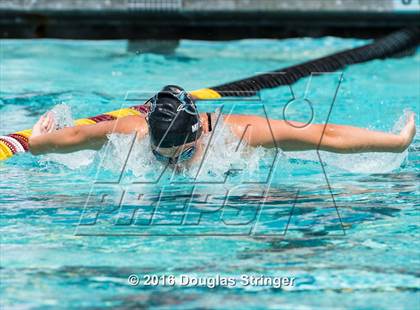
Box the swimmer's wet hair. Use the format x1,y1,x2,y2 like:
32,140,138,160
147,85,202,148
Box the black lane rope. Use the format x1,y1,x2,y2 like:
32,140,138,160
210,28,420,97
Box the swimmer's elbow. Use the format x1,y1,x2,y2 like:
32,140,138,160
65,126,106,151
63,126,92,150
320,126,347,153
67,126,83,144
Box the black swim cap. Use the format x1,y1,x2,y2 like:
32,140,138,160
147,85,202,148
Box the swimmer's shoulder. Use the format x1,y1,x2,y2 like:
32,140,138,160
223,114,267,127
221,114,274,142
116,115,148,137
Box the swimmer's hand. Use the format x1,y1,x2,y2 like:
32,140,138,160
399,112,416,151
31,112,56,138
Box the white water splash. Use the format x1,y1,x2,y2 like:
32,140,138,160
40,104,96,169
187,111,273,182
98,110,273,182
99,132,156,181
50,103,74,129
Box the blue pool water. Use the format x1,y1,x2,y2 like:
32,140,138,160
0,38,419,309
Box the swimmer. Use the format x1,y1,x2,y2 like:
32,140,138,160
29,85,416,166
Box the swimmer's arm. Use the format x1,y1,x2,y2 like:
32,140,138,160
29,116,146,155
225,115,415,153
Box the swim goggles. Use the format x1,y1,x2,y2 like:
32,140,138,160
152,145,196,164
